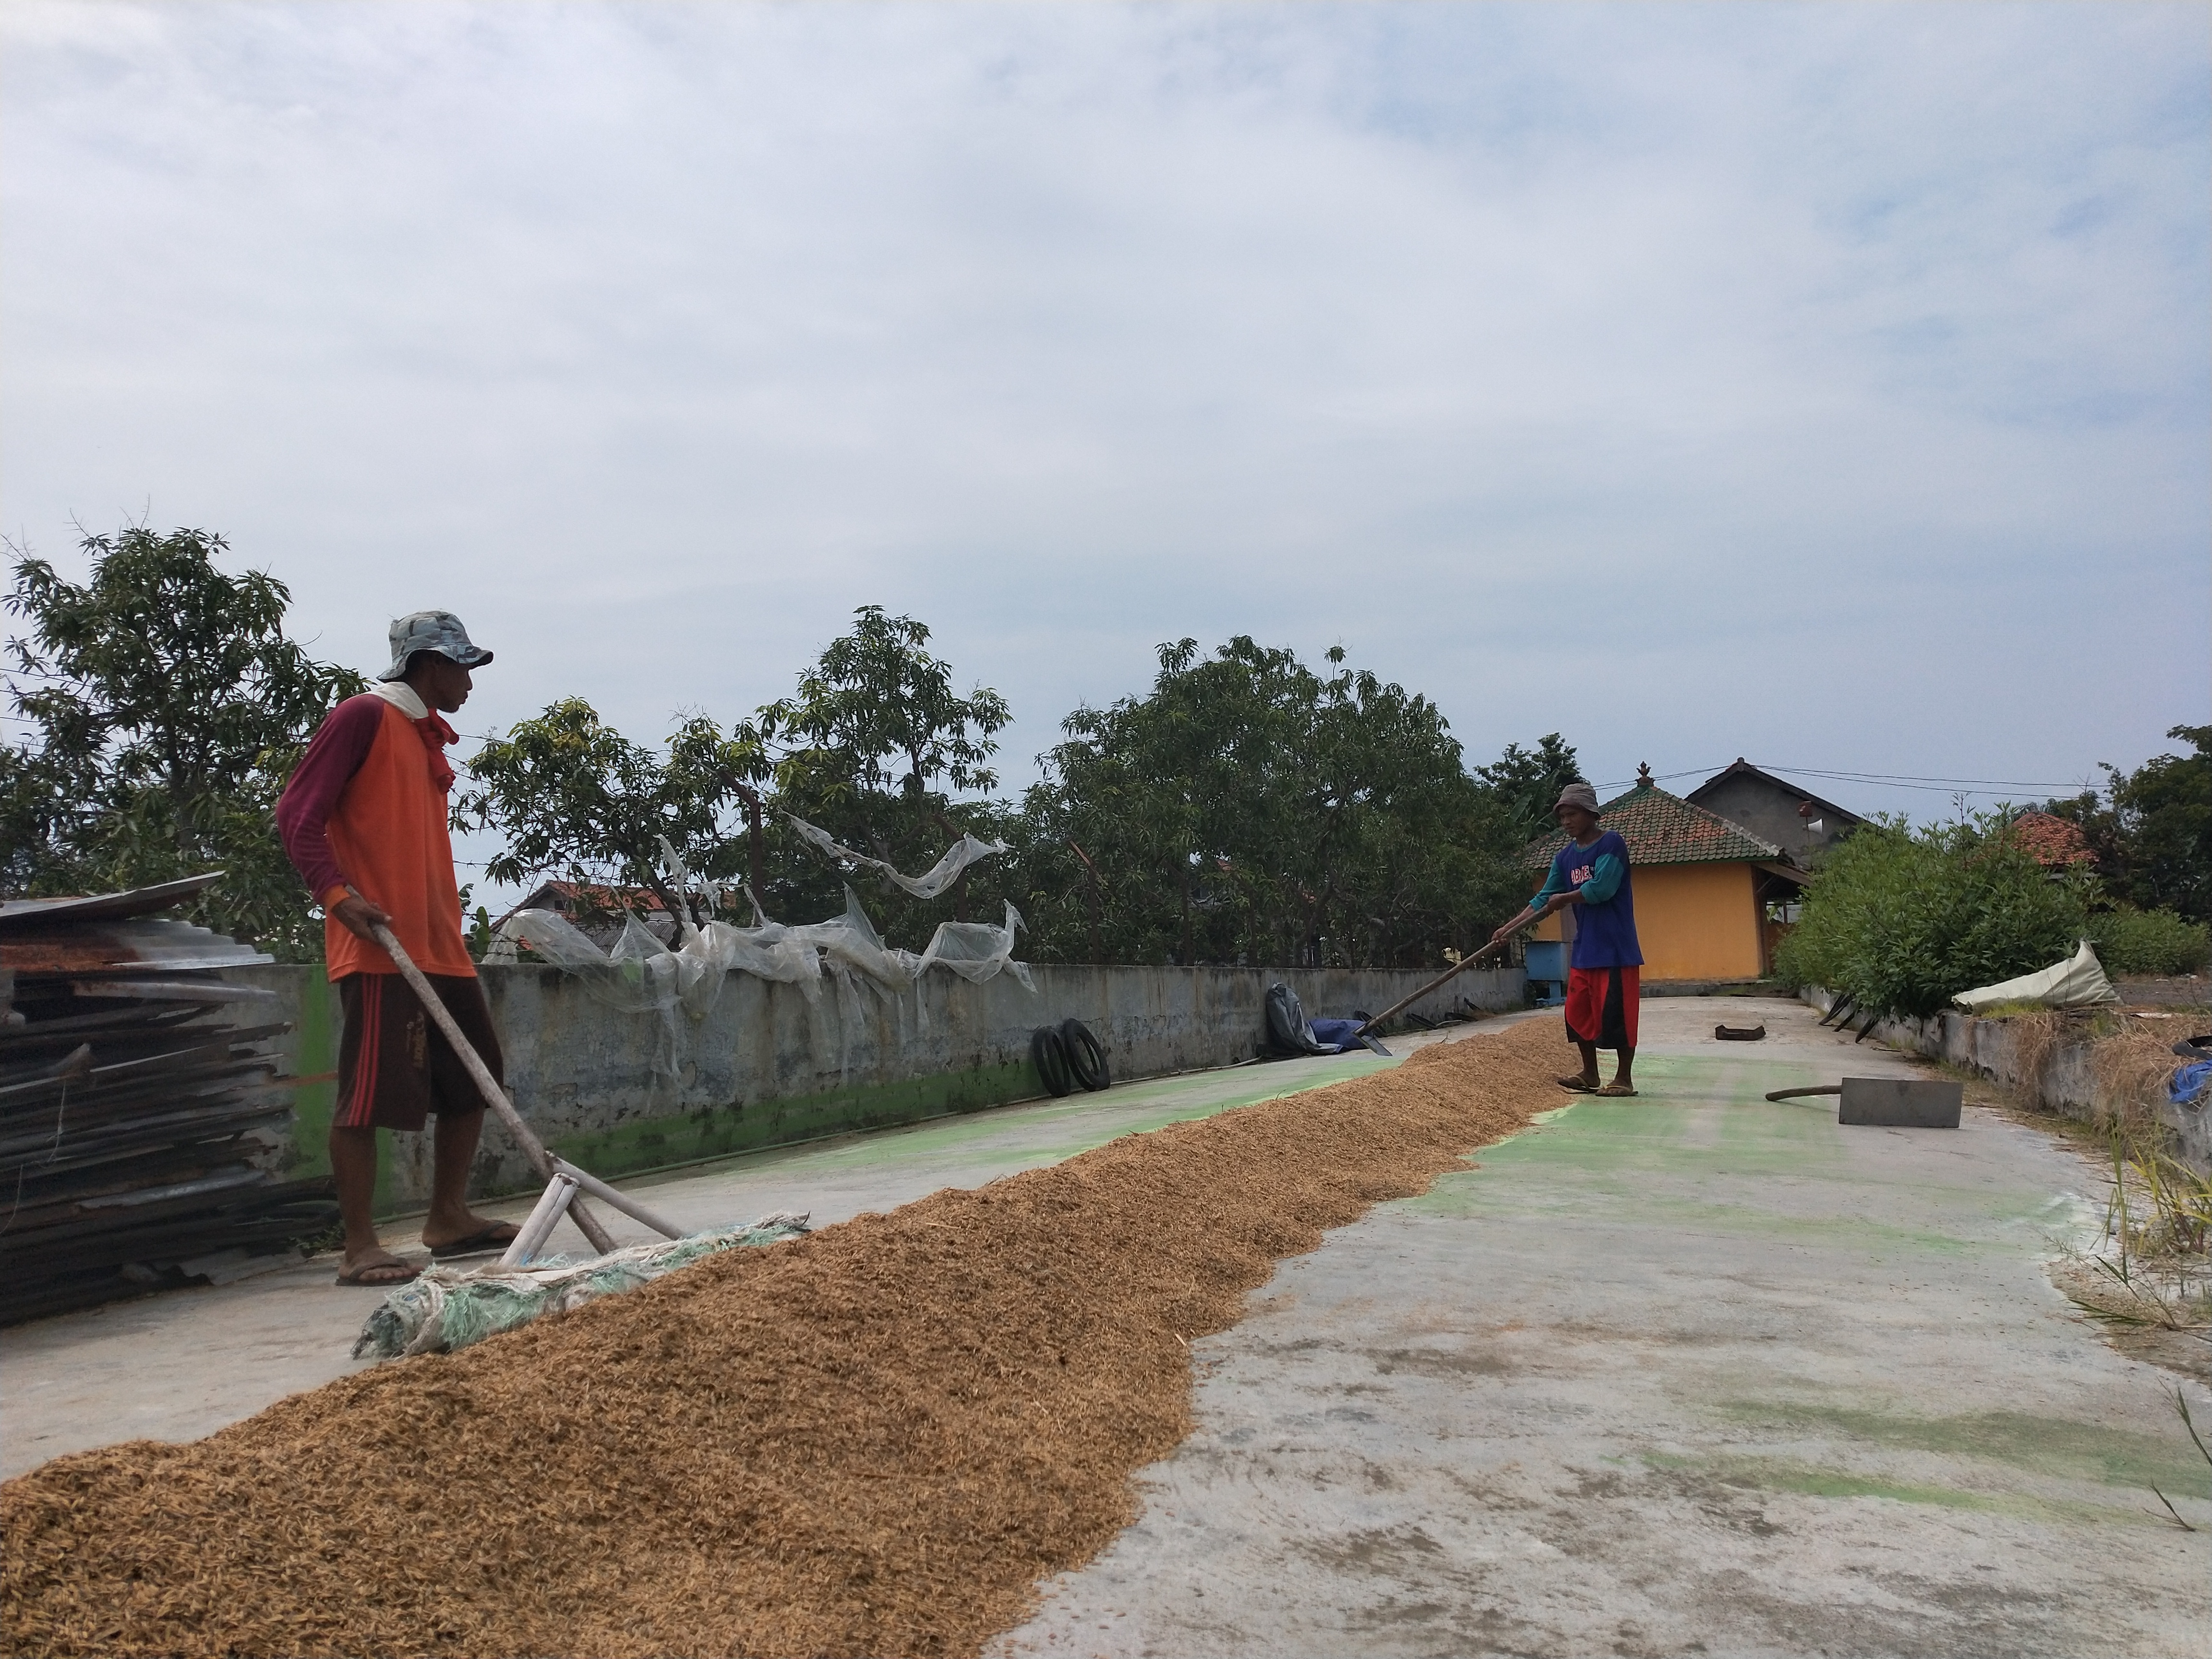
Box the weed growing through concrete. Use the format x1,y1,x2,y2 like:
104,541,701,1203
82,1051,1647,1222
2151,1389,2212,1532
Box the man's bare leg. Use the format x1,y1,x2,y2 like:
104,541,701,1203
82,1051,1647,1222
1571,1038,1601,1089
419,1107,513,1251
329,1124,411,1281
1611,1047,1635,1090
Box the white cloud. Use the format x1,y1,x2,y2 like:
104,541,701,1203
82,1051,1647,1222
2,1,2204,883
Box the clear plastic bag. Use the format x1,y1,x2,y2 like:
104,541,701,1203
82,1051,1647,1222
782,812,1011,900
486,862,1033,1081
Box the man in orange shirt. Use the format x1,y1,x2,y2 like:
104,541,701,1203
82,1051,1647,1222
278,612,518,1285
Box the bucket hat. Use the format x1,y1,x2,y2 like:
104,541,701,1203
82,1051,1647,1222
379,611,493,681
1553,780,1601,816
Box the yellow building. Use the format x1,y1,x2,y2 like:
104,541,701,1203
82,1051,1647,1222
1526,770,1807,984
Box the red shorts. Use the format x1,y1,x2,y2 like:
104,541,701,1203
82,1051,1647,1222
335,972,502,1132
1565,965,1640,1051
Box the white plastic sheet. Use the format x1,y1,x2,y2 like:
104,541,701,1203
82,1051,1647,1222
1952,939,2120,1011
915,900,1034,993
487,872,1034,1079
782,813,1010,900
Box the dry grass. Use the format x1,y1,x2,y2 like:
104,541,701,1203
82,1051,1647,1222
2093,1025,2190,1129
1,1019,1567,1659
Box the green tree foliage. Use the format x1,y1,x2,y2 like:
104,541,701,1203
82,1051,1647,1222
2044,725,2211,923
457,615,1541,969
2082,905,2211,977
457,699,765,926
1773,815,2091,1016
0,528,363,960
1012,637,1527,967
464,608,1012,941
1472,733,1583,843
755,606,1011,929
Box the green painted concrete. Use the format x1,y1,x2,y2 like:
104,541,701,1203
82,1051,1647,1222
1002,998,2207,1655
550,1059,1043,1179
1637,1452,2143,1527
1407,1055,2060,1257
1709,1402,2212,1499
610,1050,1404,1194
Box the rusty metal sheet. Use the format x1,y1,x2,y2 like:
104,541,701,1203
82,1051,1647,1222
0,873,226,931
1,920,271,976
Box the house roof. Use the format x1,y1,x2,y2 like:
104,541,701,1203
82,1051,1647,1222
2007,810,2094,868
1684,758,1865,827
1525,774,1783,870
513,880,669,914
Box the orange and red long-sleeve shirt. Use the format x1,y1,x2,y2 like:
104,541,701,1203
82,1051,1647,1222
277,687,476,982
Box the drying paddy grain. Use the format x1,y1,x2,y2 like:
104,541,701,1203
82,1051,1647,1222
2,1018,1565,1658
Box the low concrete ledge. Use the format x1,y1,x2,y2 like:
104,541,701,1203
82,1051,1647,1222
1800,987,2210,1173
228,961,1524,1211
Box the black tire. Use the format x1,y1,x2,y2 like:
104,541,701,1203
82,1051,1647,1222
1031,1025,1075,1096
1059,1018,1110,1092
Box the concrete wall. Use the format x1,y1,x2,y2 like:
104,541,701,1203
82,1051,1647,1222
225,961,1524,1212
1802,988,2210,1174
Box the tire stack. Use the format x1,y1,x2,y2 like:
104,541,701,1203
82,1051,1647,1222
1030,1019,1110,1097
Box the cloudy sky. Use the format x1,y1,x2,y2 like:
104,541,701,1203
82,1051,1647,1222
4,2,2206,891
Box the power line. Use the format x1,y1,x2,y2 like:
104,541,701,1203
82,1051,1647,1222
1594,761,2096,796
1762,764,2093,790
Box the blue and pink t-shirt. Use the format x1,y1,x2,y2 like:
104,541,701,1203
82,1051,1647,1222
1532,829,1643,970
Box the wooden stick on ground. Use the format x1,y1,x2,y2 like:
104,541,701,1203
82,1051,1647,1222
365,918,617,1254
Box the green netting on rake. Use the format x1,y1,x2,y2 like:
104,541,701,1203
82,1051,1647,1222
353,1214,811,1360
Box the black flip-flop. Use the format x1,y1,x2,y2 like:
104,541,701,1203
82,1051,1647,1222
428,1223,522,1260
1555,1075,1597,1093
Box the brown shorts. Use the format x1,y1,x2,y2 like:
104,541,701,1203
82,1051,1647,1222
334,972,503,1132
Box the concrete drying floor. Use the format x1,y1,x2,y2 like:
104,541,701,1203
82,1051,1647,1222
994,997,2211,1658
5,997,2205,1658
0,1028,1448,1479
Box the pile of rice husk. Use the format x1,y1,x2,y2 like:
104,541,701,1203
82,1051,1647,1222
2,1018,1566,1659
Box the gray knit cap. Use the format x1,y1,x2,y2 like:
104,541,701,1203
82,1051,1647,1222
1553,780,1601,816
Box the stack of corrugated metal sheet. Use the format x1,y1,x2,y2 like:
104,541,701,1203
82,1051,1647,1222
0,874,337,1325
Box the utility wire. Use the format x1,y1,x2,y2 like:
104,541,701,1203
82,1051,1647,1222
1594,762,2098,796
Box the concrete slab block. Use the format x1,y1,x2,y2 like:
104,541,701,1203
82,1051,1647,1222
1838,1074,1962,1128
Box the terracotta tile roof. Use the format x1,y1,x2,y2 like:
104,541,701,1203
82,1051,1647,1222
2007,810,2094,868
518,880,669,913
1524,780,1782,870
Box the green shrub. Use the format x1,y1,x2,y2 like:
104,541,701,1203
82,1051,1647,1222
2084,905,2211,977
1774,816,2086,1017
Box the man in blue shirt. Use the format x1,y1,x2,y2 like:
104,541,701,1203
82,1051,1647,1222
1489,780,1643,1096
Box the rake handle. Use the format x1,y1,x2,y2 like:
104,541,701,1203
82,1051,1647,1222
365,918,616,1254
1354,933,1514,1038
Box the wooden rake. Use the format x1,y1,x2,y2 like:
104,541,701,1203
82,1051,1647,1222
366,920,685,1267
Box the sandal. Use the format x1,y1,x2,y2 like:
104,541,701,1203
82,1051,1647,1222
1555,1075,1598,1092
428,1222,522,1261
335,1256,421,1287
1593,1082,1638,1098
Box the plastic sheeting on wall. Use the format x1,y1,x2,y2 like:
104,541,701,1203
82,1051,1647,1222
782,813,1010,900
486,875,1034,1078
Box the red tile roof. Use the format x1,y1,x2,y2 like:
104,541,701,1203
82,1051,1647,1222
1525,780,1782,870
518,880,669,913
2007,810,2094,868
